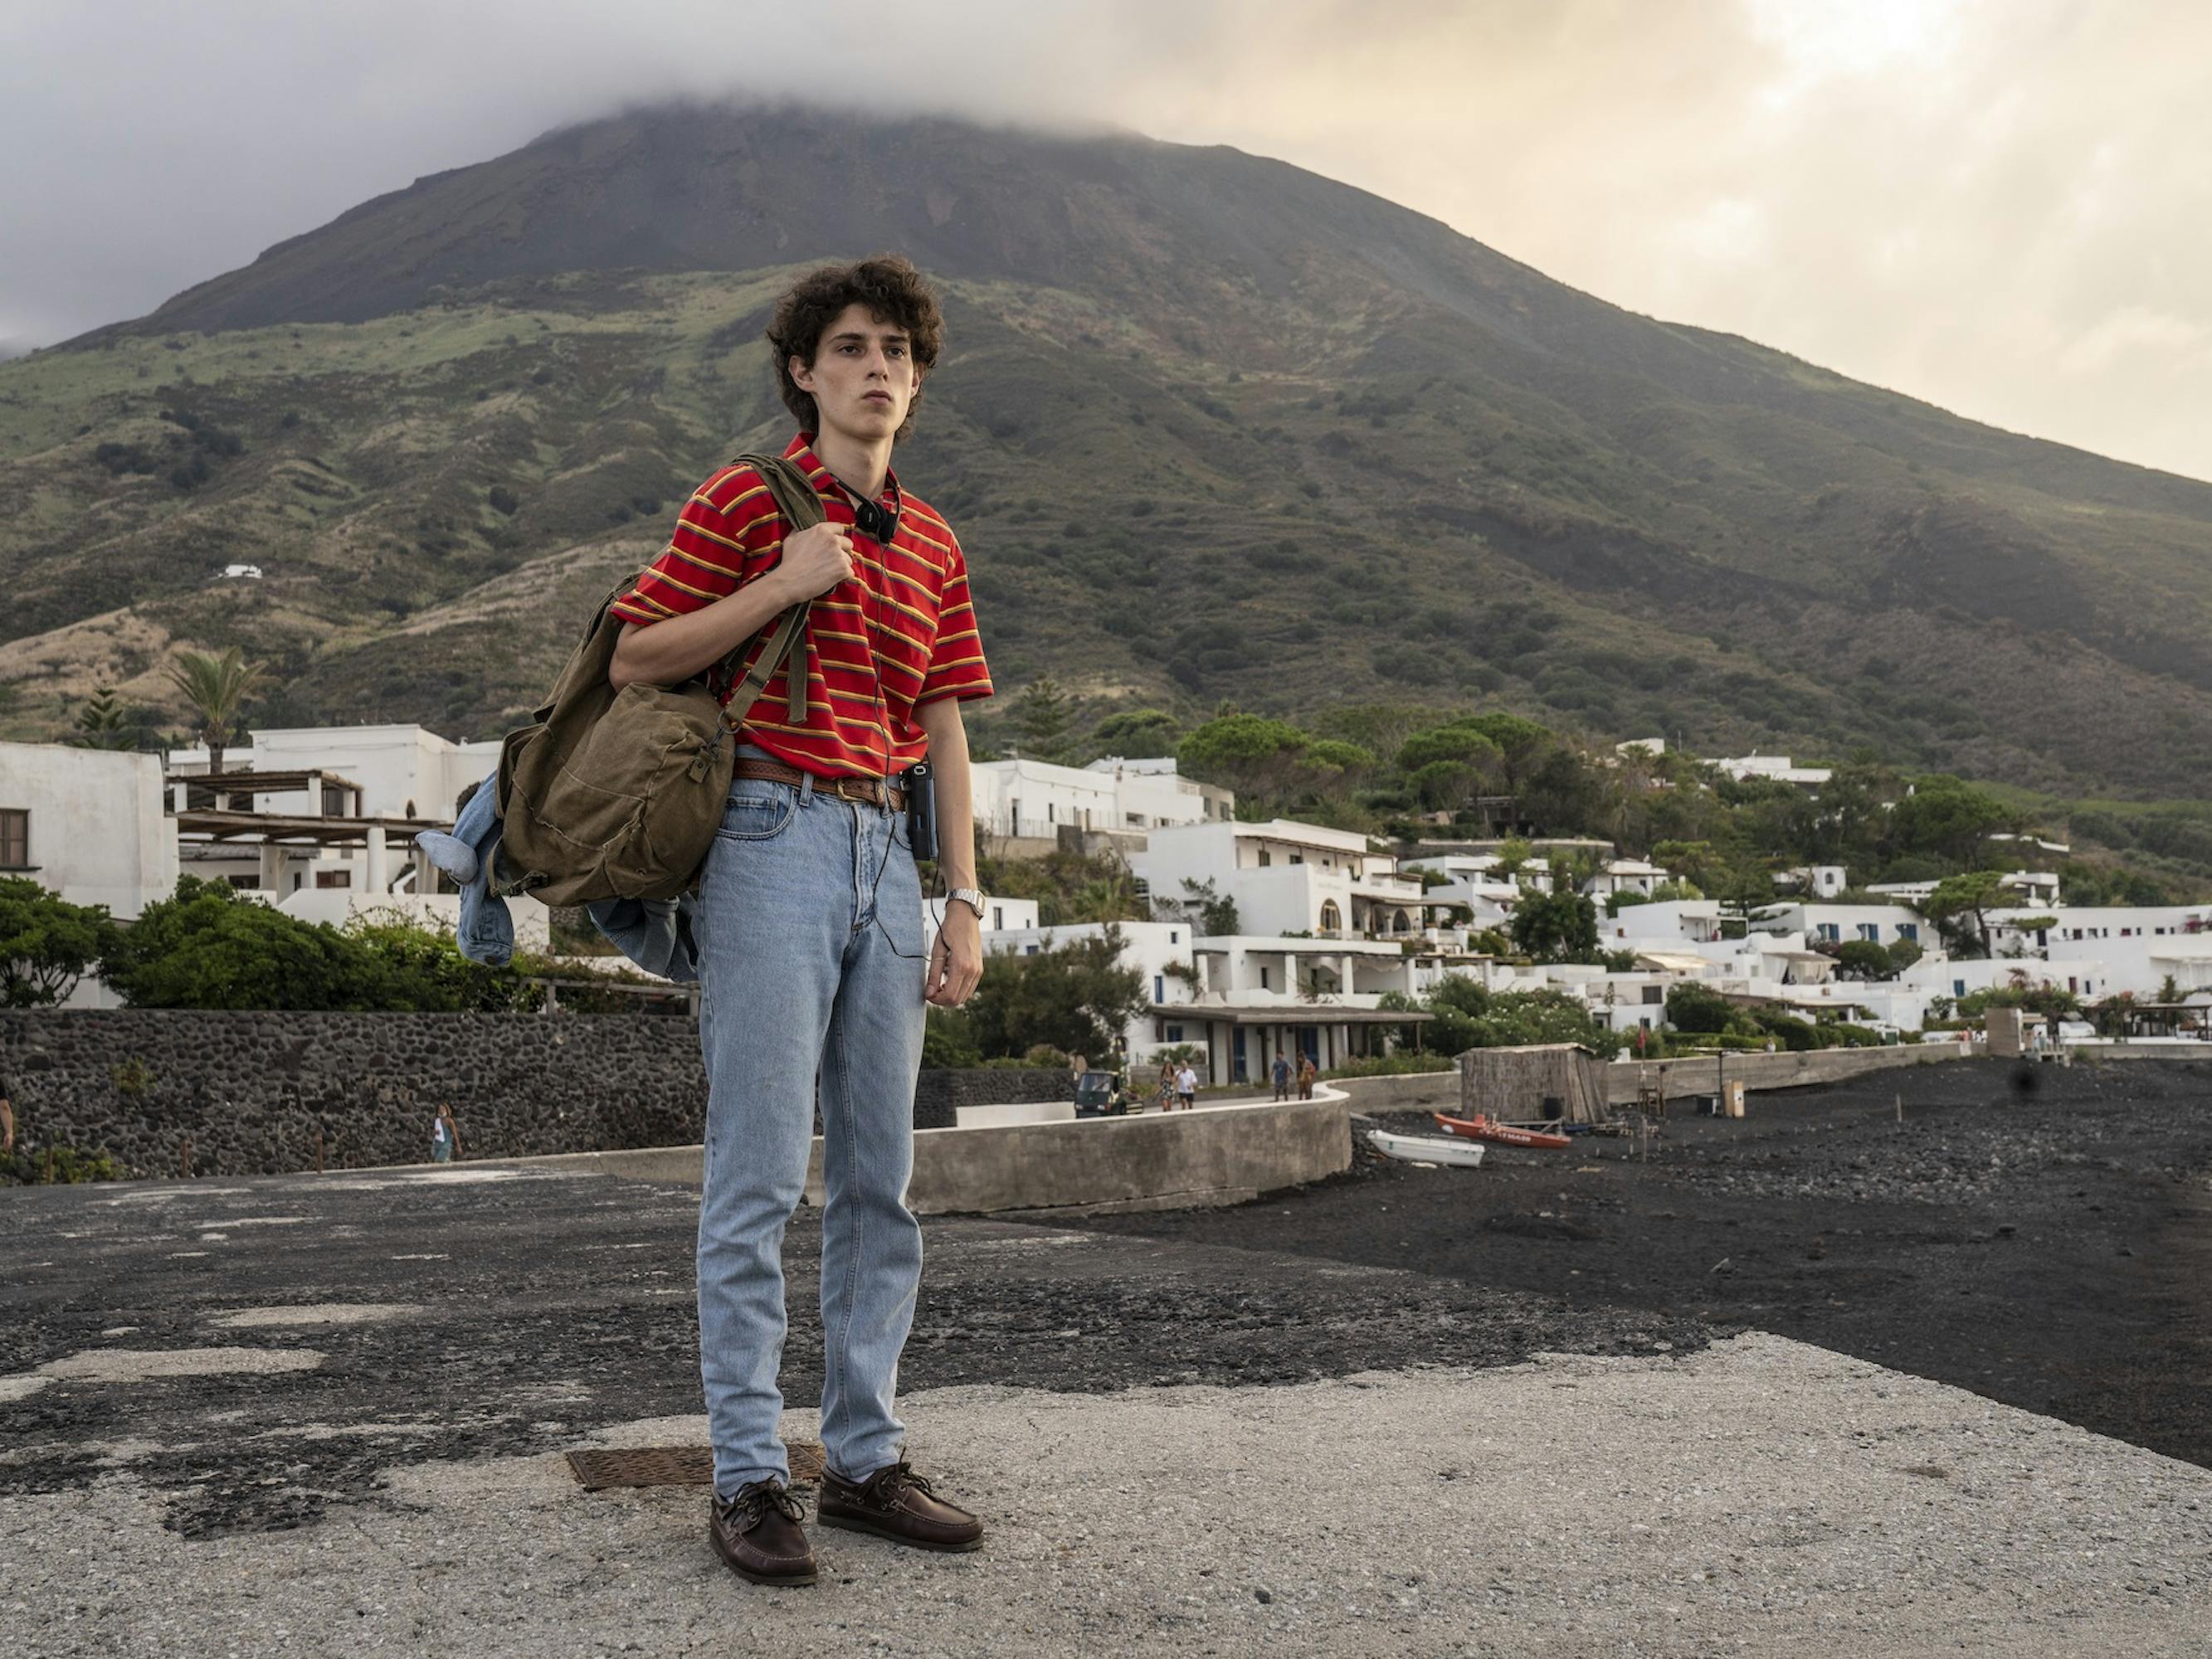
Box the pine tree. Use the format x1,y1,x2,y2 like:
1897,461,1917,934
68,686,140,751
1012,674,1078,761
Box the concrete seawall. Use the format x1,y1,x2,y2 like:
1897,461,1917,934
1600,1042,1973,1103
534,1090,1356,1217
1330,1044,1981,1118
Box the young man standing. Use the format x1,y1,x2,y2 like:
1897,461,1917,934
608,255,994,1588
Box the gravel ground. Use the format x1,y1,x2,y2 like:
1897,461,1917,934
1067,1058,2212,1469
6,1059,2211,1655
0,1167,1694,1541
5,1337,2210,1658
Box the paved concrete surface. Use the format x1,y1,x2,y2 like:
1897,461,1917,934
4,1161,2209,1656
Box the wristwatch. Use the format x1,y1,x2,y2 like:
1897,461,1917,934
947,887,986,922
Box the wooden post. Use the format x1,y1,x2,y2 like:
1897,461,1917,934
43,1146,56,1184
1895,1092,1903,1124
179,1136,192,1180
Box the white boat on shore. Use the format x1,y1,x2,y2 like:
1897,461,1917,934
1366,1128,1485,1169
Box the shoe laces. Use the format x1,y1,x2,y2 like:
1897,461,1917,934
726,1479,805,1527
862,1461,935,1502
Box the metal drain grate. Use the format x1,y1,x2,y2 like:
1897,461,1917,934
565,1442,826,1491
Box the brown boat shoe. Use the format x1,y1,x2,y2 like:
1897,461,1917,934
816,1460,984,1553
709,1478,817,1586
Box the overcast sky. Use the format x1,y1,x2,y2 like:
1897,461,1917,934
3,0,2206,480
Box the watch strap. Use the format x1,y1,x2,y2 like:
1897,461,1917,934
948,887,986,920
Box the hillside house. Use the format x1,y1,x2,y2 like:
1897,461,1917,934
1129,819,1441,940
0,742,177,920
967,754,1228,848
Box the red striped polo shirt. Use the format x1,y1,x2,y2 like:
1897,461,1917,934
610,433,994,779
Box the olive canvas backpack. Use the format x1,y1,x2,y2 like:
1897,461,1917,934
493,452,823,906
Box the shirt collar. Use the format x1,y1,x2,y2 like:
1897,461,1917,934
786,431,900,513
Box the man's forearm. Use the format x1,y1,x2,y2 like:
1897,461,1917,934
916,699,977,889
609,572,802,689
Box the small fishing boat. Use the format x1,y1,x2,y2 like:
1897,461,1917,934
1367,1128,1486,1169
1432,1112,1574,1151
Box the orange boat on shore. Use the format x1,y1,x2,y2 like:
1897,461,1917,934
1432,1112,1573,1151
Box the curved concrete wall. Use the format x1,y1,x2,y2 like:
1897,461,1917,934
892,1091,1352,1215
560,1090,1355,1216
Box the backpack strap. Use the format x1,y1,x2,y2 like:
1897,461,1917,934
714,452,826,728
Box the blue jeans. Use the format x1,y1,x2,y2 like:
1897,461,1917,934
694,745,929,1496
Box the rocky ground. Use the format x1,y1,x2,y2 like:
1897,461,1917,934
0,1166,1695,1541
1072,1057,2212,1470
5,1058,2212,1656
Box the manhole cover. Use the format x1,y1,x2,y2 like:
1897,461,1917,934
565,1442,825,1491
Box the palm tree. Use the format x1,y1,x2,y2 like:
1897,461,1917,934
165,647,273,781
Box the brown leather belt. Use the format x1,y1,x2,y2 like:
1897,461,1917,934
733,757,905,811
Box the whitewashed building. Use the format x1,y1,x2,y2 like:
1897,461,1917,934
967,754,1229,844
1080,755,1234,828
1129,819,1439,940
978,917,1207,1072
168,723,499,820
1714,754,1833,786
1173,934,1444,1082
1587,857,1669,900
0,742,177,919
1757,902,1929,951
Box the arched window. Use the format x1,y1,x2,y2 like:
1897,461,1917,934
1318,900,1342,933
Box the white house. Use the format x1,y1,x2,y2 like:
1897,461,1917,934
1079,755,1233,827
0,742,177,919
1394,854,1523,930
1776,864,1849,898
1586,857,1669,899
1866,870,2059,908
168,723,499,820
1602,898,1726,944
968,754,1229,844
1758,902,1928,951
1173,934,1442,1082
978,917,1206,1072
1129,819,1438,941
1989,904,2212,1000
1714,754,1833,786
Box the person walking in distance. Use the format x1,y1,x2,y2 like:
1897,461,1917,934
429,1104,458,1164
1175,1060,1199,1112
1297,1053,1318,1100
1270,1052,1292,1102
1156,1056,1177,1113
607,256,993,1588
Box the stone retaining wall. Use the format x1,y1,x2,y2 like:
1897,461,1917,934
1601,1043,1968,1104
0,1010,1065,1179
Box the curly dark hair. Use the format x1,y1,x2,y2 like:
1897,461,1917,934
766,255,944,441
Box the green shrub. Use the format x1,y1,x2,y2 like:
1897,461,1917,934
0,876,118,1007
1664,981,1735,1034
6,1145,125,1185
103,878,542,1012
1319,1053,1456,1079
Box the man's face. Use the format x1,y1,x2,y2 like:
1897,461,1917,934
791,303,918,445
